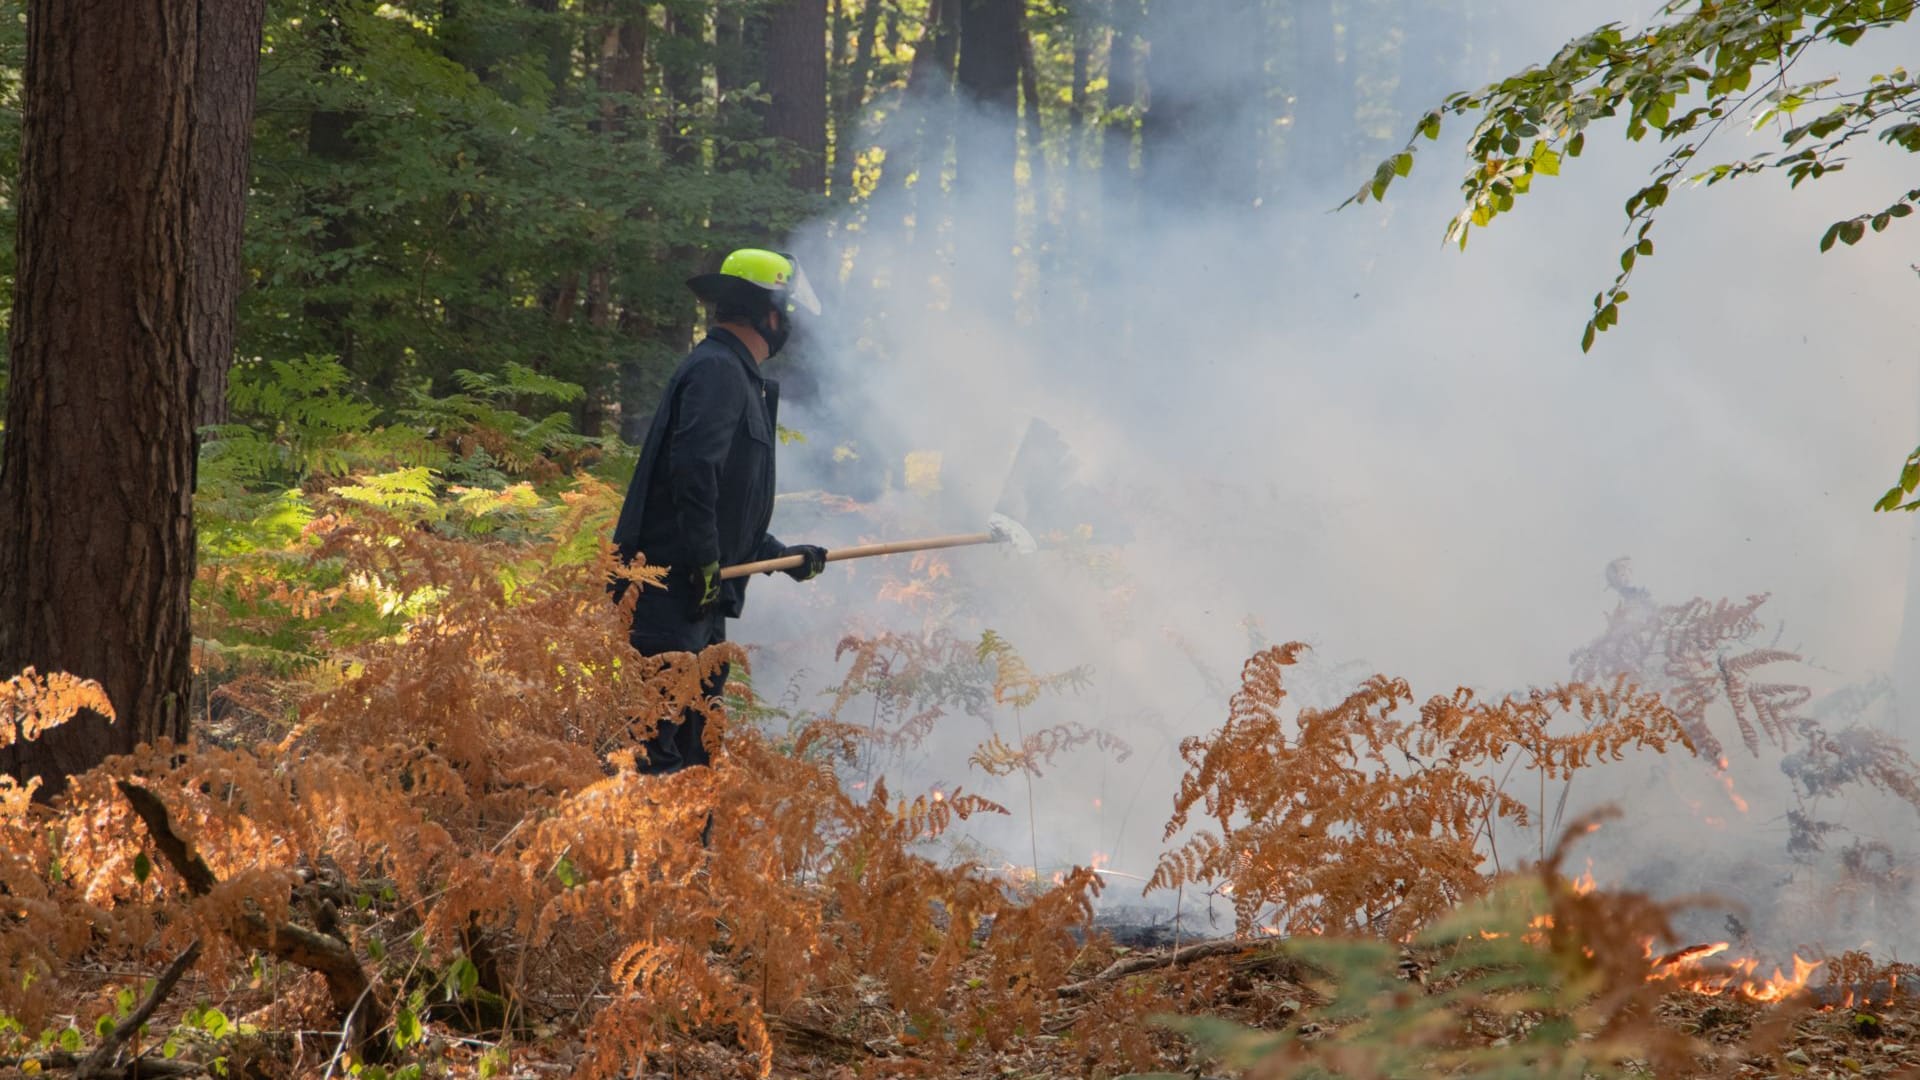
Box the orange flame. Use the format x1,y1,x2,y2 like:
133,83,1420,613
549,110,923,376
1649,941,1823,1002
1572,859,1597,896
1713,757,1751,814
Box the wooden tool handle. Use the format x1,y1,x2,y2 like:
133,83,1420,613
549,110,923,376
720,532,997,580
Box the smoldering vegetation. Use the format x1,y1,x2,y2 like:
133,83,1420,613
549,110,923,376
734,0,1920,957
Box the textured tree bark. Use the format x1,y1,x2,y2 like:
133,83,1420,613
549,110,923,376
765,0,830,193
0,0,202,793
190,0,268,427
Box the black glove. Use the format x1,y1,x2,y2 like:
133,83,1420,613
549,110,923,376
776,544,828,582
685,560,721,621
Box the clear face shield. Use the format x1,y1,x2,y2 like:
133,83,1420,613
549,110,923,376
779,253,823,317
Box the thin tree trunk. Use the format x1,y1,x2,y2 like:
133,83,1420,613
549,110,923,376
1070,3,1091,143
1018,5,1054,271
1018,6,1047,193
578,5,647,436
305,3,363,386
1,0,204,793
1102,0,1141,211
830,0,886,200
192,0,268,427
830,0,847,76
880,0,960,247
624,7,703,443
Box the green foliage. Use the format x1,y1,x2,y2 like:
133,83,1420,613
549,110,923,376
192,343,632,688
242,0,817,433
1874,446,1920,511
1351,0,1920,506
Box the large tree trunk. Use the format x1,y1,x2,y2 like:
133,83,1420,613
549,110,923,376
192,0,268,427
953,0,1022,307
765,0,830,193
1,1,204,793
1142,0,1261,208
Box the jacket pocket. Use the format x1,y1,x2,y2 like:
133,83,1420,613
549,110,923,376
741,400,775,448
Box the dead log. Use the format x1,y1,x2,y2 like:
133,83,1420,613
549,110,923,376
116,780,390,1060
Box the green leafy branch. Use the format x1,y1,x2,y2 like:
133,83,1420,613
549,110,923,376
1348,0,1920,354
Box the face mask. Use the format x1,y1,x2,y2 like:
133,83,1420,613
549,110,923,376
753,307,792,359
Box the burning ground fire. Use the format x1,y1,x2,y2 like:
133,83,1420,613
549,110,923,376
1466,861,1889,1008
1648,942,1827,1004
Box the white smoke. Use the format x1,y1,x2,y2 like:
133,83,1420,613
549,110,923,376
725,0,1920,950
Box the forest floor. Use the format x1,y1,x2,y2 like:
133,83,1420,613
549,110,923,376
84,930,1911,1079
610,940,1920,1079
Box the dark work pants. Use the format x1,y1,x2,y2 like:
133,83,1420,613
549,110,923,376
628,587,730,775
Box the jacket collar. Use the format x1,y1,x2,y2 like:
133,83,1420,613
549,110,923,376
705,326,763,381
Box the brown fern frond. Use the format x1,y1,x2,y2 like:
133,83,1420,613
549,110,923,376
0,668,114,748
1156,645,1686,939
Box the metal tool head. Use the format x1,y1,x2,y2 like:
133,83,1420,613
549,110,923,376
987,512,1038,555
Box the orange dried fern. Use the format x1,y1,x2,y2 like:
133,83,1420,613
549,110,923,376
1152,645,1689,939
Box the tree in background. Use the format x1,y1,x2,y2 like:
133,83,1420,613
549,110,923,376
766,0,832,193
1143,0,1265,207
1,0,266,792
0,0,1445,787
0,0,1453,434
954,0,1024,306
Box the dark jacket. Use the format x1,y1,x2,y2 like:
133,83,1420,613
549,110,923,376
612,327,785,624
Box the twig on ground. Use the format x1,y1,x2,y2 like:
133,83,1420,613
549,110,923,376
75,938,204,1079
767,1016,879,1057
320,985,376,1080
0,1050,205,1078
1056,939,1264,1000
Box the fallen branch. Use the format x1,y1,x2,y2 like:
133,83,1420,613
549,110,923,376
116,780,391,1061
0,1050,205,1078
1057,939,1265,999
767,1015,879,1058
75,938,203,1079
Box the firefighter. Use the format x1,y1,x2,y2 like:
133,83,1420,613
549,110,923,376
610,249,829,773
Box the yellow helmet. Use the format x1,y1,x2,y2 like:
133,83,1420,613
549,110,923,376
686,248,822,316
